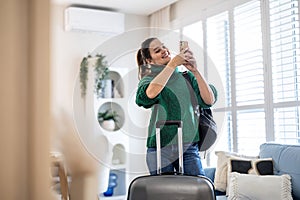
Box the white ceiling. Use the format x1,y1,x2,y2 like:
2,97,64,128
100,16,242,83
52,0,178,15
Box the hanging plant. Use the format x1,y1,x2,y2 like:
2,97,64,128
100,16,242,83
79,55,90,98
79,54,109,99
94,54,109,99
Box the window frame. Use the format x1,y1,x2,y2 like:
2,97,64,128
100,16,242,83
178,0,300,160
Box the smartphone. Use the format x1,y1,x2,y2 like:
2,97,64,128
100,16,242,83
179,41,188,52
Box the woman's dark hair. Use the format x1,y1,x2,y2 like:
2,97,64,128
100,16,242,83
137,37,157,80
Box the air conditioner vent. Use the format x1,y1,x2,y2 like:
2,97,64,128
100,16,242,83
64,7,125,35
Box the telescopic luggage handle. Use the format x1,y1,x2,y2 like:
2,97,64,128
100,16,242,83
155,120,184,175
156,120,182,128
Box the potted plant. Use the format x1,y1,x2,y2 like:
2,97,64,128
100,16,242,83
80,54,109,99
97,109,119,131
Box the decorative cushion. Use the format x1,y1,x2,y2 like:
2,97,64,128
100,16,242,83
228,157,274,175
214,151,258,192
228,172,293,200
226,157,274,195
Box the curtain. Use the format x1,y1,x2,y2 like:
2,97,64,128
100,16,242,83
149,6,171,36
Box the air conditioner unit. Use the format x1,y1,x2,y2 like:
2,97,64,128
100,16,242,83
64,7,125,35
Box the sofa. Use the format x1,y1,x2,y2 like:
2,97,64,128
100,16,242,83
204,143,300,200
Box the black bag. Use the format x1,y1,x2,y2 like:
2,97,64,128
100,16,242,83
198,108,217,152
182,72,217,152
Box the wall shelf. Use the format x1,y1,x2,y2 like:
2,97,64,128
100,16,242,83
94,67,129,199
97,102,125,131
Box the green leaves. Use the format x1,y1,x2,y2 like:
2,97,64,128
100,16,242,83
79,56,89,98
79,54,109,99
94,54,109,99
98,110,119,122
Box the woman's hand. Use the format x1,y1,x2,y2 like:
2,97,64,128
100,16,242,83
167,50,186,69
146,50,186,99
182,48,215,105
183,49,198,72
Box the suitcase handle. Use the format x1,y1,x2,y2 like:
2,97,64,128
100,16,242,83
156,120,182,128
155,120,184,175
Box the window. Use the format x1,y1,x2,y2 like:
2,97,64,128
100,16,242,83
233,0,266,154
269,0,300,143
206,12,232,152
181,0,300,158
207,11,231,106
183,21,203,46
182,21,205,71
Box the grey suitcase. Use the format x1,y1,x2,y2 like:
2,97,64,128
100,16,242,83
127,120,216,200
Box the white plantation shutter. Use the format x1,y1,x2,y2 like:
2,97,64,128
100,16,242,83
234,0,265,107
180,0,300,160
269,0,300,142
270,0,299,103
207,12,231,107
236,109,266,154
206,12,232,152
233,0,266,155
274,107,300,142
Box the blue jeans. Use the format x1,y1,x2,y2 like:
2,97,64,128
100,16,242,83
146,142,205,176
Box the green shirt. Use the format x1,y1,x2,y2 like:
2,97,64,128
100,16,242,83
135,65,218,148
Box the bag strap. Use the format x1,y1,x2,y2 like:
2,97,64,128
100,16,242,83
182,71,215,156
182,71,196,105
182,71,201,116
153,104,159,121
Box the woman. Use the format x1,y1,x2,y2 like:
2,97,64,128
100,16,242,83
135,37,217,176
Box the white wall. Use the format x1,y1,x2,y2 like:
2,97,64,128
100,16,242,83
50,4,149,142
50,3,151,194
50,5,149,116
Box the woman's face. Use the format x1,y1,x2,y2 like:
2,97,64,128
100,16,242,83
147,39,171,65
